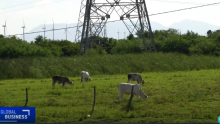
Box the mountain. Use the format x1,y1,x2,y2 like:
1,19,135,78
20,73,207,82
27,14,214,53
20,19,220,42
169,19,220,35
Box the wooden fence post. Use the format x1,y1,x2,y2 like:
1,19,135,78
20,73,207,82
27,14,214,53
90,86,96,115
127,85,134,112
24,88,28,107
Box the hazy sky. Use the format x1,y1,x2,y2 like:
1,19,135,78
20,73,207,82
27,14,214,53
0,0,220,37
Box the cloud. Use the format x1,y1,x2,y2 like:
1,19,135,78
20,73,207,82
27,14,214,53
14,0,55,18
0,9,4,14
15,8,44,17
35,0,53,6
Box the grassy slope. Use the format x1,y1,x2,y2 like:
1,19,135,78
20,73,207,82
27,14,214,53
1,53,220,80
0,69,220,123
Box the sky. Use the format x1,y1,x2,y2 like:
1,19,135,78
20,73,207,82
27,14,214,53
0,0,220,39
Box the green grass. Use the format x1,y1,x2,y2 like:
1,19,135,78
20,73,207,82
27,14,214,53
0,69,220,123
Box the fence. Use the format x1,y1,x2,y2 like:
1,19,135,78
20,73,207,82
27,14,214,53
0,82,137,121
0,86,96,114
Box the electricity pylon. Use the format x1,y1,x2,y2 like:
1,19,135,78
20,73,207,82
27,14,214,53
75,0,157,56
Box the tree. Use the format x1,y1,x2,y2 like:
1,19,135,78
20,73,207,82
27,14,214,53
135,30,149,39
127,34,134,40
167,28,179,35
0,34,4,38
183,30,199,40
207,30,212,38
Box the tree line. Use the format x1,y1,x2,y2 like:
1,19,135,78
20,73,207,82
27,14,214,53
0,28,220,59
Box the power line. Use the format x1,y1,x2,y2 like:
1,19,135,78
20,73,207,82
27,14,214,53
1,0,218,16
147,0,218,6
0,0,41,10
6,1,220,37
10,26,78,36
8,20,125,36
149,2,220,16
0,0,69,15
0,0,215,11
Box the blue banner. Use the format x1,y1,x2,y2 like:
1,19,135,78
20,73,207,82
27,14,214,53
0,107,35,123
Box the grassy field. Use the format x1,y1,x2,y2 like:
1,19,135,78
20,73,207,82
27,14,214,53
0,69,220,123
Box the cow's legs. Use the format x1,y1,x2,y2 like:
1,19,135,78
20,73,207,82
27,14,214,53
82,78,84,83
62,82,65,87
119,93,123,101
136,95,140,101
52,81,56,88
81,76,83,83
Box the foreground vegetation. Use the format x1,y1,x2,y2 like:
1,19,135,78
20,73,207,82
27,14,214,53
1,53,220,80
0,69,219,123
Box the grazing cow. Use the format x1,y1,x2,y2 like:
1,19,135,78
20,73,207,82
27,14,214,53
118,83,148,101
81,71,92,83
52,75,73,88
127,73,146,84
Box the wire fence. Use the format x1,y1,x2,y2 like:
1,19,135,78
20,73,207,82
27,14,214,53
0,86,97,115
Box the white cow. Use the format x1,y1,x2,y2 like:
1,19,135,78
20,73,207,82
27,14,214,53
80,71,92,83
118,83,148,101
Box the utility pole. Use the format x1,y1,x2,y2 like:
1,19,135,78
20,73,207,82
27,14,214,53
52,19,54,41
64,22,71,41
104,24,107,38
42,22,46,41
117,30,119,40
65,23,67,40
2,21,6,37
124,31,126,40
21,22,25,41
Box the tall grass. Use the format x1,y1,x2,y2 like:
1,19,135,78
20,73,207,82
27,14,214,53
0,52,220,79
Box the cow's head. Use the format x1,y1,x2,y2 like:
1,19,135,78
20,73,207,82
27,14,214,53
87,77,92,82
143,94,148,100
141,80,147,85
67,81,74,85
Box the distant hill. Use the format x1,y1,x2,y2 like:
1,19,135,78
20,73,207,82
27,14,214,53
169,19,220,35
20,19,220,42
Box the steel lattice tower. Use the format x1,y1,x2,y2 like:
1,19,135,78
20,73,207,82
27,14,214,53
75,0,157,56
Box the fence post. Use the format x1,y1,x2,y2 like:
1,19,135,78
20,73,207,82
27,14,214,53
127,85,134,112
90,86,96,115
24,88,28,107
